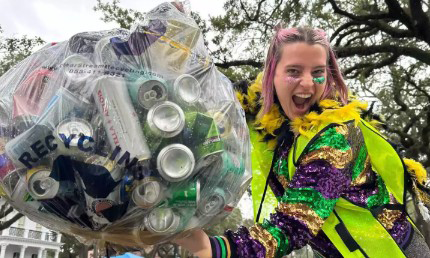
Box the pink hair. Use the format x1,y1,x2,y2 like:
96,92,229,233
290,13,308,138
261,27,348,114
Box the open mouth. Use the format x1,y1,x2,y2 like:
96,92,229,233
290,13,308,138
292,93,312,111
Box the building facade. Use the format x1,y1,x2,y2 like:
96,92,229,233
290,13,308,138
0,211,62,258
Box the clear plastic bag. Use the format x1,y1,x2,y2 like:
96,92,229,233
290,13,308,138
0,1,251,249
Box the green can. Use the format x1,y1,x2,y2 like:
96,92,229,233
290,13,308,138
184,112,224,171
127,74,168,110
220,151,245,179
167,180,201,208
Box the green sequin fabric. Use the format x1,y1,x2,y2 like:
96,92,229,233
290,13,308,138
281,188,338,219
306,127,350,154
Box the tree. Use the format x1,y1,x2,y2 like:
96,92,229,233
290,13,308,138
0,199,23,230
0,24,44,230
95,0,430,168
59,233,89,258
206,0,430,168
0,25,44,76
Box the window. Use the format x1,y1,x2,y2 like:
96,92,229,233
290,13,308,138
31,254,38,258
13,252,20,258
17,217,25,227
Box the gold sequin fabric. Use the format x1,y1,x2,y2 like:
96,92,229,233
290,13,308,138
301,146,353,169
377,208,402,230
351,155,372,186
276,203,324,236
249,224,278,258
276,174,289,189
335,124,349,137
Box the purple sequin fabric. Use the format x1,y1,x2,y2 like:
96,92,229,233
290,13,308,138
390,216,411,247
225,227,266,258
289,160,351,199
270,212,313,249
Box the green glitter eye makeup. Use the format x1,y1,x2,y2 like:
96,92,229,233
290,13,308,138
313,77,325,84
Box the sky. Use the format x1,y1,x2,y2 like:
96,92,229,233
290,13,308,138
0,0,225,42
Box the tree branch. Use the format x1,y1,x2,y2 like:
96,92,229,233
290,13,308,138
328,0,393,21
239,0,266,21
0,212,23,231
215,59,263,68
409,0,430,43
335,45,430,64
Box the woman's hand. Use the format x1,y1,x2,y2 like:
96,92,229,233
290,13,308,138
173,229,212,258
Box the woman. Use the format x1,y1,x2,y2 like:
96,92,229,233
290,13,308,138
174,26,430,257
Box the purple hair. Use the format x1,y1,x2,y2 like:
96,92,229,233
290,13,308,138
261,26,348,114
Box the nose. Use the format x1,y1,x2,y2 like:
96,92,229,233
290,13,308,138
300,73,314,89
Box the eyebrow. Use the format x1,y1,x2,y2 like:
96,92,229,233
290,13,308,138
284,65,327,69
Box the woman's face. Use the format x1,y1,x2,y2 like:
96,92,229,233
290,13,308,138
273,42,328,120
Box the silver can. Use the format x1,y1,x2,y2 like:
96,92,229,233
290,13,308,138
92,76,151,162
145,101,185,138
144,207,181,234
132,177,165,209
197,187,227,217
173,74,201,106
128,76,168,110
26,166,59,200
157,144,195,182
62,54,94,83
55,118,94,156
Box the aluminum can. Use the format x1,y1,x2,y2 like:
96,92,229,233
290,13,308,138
144,101,185,139
144,207,181,234
132,177,165,209
184,112,224,171
12,69,54,120
157,144,195,182
167,180,200,208
62,54,94,83
128,76,168,109
197,187,228,217
92,76,151,161
55,118,94,157
173,74,201,106
5,124,53,169
26,166,59,200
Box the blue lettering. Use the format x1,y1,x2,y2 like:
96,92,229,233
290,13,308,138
59,134,76,148
78,135,94,152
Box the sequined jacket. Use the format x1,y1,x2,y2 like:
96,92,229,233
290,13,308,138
209,98,429,258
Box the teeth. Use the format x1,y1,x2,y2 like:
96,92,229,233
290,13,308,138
294,94,312,98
